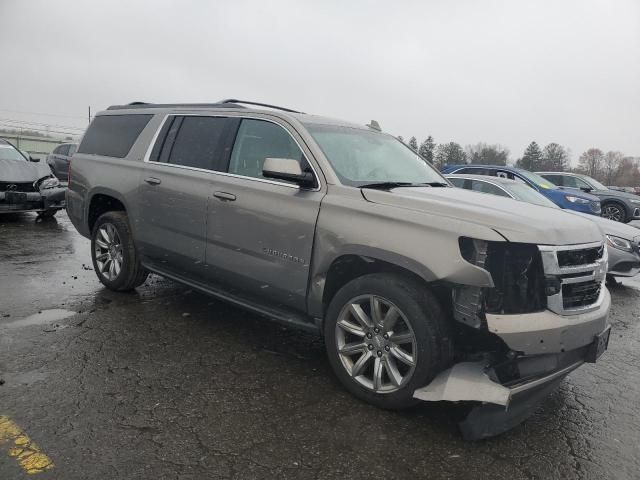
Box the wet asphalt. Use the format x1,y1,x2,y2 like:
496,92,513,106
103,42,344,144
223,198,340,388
0,212,639,480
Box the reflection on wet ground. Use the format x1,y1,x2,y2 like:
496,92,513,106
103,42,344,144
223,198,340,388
1,212,639,479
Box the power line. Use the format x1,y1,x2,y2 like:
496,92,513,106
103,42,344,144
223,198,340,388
0,117,85,132
0,122,81,137
0,108,88,120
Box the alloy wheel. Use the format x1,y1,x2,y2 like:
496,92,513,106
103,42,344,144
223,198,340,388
94,223,123,281
335,295,417,394
602,204,623,222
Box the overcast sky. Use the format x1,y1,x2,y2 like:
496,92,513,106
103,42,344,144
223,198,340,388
0,0,638,162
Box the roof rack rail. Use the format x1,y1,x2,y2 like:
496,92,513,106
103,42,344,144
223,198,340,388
219,99,303,114
106,102,246,111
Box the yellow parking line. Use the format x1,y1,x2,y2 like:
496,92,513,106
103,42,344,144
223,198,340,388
0,416,54,474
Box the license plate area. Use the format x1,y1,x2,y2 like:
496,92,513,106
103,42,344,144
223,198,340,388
6,192,28,204
585,326,611,363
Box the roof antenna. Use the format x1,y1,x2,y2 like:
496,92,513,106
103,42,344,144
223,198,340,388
367,120,381,131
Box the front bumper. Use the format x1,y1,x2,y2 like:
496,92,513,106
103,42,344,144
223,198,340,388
0,187,66,213
608,245,640,277
414,291,610,439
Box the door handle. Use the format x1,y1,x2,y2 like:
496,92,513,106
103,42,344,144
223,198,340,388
213,191,236,201
144,177,161,185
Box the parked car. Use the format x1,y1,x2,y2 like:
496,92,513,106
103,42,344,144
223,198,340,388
538,172,640,223
446,174,640,280
0,138,66,217
67,100,611,439
440,164,601,215
46,142,78,181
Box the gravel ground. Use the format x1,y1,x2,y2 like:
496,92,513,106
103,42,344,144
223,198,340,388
1,212,639,479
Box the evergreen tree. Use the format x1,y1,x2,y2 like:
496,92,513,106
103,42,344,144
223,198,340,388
408,136,418,151
397,135,404,143
516,141,543,170
418,136,436,163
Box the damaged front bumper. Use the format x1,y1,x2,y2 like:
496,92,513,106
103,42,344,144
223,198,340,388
0,186,66,213
414,289,611,440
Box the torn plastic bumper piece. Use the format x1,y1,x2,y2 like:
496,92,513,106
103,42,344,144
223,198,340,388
413,360,583,440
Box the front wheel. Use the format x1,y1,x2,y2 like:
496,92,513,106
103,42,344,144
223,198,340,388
602,203,627,223
324,273,453,410
91,211,148,291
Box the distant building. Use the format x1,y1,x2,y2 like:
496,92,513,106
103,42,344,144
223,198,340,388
0,132,79,160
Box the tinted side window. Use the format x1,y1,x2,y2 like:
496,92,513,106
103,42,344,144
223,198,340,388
542,174,563,186
58,145,70,156
77,114,152,158
228,119,305,181
458,167,486,175
448,177,466,188
562,176,590,189
470,180,511,197
68,144,77,156
166,116,227,170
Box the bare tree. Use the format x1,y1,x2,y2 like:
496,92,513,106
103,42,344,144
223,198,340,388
465,142,509,166
578,148,604,179
434,142,467,169
602,151,623,185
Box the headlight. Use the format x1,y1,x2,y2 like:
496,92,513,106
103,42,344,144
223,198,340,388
39,177,60,189
565,195,590,204
606,235,634,252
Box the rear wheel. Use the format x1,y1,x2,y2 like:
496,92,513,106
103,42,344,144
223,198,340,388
91,211,148,291
324,273,453,410
602,202,627,223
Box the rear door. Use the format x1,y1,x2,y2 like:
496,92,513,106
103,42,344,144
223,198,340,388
204,117,324,311
51,145,69,179
137,114,237,280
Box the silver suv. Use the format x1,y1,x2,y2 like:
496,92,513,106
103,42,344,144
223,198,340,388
67,100,611,439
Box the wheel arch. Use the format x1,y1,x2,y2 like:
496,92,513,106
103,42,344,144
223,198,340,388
308,248,439,323
87,188,128,233
602,199,629,220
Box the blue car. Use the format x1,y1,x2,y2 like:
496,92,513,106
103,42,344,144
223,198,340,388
440,164,601,215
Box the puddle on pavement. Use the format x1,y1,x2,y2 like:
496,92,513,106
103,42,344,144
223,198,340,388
2,309,76,329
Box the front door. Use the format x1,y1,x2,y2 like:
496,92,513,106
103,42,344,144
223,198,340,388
205,118,324,312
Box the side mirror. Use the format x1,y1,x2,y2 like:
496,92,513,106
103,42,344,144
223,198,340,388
263,158,315,188
30,156,40,162
580,186,592,193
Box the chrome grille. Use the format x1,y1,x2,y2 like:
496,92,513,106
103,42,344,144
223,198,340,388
538,242,608,315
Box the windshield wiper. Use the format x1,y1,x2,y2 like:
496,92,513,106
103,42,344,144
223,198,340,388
359,181,449,190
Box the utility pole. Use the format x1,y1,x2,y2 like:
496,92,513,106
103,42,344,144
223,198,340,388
88,106,91,124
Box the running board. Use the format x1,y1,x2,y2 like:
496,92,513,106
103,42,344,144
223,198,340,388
142,263,320,334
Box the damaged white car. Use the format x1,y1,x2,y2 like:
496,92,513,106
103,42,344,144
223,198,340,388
0,139,66,218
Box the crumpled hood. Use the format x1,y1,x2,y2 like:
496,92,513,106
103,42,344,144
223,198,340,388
0,158,53,182
361,187,603,245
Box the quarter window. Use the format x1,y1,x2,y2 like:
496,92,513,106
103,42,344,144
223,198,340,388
228,119,306,182
77,114,152,158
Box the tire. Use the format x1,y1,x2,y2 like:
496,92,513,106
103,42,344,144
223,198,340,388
91,211,148,291
38,209,57,218
324,273,453,410
602,202,627,223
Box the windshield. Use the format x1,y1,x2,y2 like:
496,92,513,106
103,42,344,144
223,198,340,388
305,125,447,187
583,176,608,190
0,144,28,162
517,170,557,190
507,183,559,208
